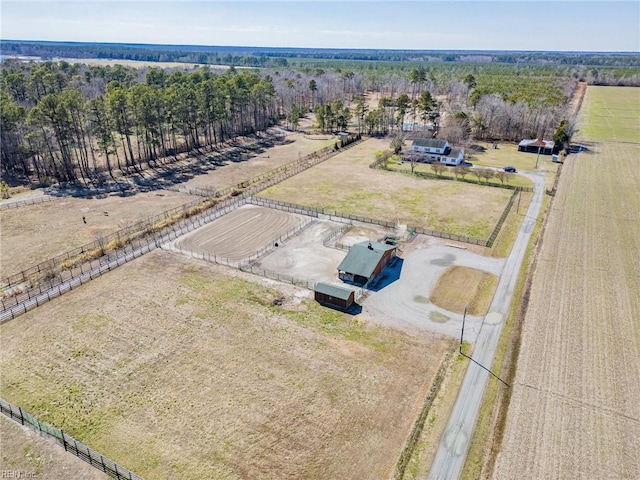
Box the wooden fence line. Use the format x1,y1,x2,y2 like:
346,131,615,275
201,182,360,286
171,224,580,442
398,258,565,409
249,196,487,246
322,223,353,248
372,161,535,193
0,398,143,480
485,189,519,248
0,195,57,210
0,197,247,322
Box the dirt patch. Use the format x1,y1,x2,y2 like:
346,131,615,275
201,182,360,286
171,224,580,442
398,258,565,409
429,266,498,316
339,223,396,247
0,250,453,480
181,132,336,191
254,220,347,284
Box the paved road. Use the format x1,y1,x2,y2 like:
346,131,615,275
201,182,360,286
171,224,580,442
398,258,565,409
427,172,545,480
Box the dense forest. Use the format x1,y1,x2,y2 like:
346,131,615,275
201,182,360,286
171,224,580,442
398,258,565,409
1,43,620,185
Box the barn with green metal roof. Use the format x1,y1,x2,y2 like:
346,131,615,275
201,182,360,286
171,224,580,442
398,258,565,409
337,241,397,286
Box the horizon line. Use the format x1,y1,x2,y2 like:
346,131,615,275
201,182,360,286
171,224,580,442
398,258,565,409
2,39,638,55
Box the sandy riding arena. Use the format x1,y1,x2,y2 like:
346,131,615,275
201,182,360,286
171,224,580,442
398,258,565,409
173,204,307,261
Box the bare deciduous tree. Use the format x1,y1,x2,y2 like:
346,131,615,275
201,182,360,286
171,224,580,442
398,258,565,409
431,162,447,177
453,165,470,180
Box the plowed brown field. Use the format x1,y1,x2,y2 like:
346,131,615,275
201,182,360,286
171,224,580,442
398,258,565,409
493,87,640,479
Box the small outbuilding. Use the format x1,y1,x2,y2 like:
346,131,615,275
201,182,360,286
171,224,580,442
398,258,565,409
338,241,397,286
314,282,356,310
518,138,555,155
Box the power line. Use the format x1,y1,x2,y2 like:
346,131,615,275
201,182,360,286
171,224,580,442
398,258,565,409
460,307,510,388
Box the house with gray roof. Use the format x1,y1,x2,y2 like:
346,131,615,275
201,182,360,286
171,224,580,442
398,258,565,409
338,241,397,286
410,138,465,165
411,138,449,154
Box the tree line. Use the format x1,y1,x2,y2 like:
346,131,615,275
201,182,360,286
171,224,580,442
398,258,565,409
4,40,639,69
1,62,283,183
1,59,583,185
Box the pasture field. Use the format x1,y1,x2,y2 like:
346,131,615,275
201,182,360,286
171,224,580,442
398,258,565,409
0,250,454,480
260,138,512,239
576,85,640,142
0,190,196,279
493,87,640,479
0,415,110,479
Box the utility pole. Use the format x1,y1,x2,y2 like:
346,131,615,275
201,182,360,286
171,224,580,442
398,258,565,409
535,144,542,169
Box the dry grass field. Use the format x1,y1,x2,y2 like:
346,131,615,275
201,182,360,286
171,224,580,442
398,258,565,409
0,190,196,278
0,416,110,479
181,132,335,191
260,138,512,239
493,87,640,479
0,250,454,479
429,266,498,316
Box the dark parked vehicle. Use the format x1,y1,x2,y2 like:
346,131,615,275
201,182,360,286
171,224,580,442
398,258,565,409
503,166,517,173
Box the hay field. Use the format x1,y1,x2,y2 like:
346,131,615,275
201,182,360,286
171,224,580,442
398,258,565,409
493,87,640,479
0,250,453,479
576,85,640,142
260,138,512,239
0,190,196,278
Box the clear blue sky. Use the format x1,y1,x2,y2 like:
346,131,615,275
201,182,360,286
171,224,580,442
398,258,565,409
1,1,639,52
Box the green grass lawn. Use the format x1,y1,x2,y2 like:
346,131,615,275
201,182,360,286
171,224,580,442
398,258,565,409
576,86,640,143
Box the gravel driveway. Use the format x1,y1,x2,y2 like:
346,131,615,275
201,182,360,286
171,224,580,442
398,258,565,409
363,237,506,340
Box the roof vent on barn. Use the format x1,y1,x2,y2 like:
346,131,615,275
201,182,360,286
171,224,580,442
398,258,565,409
368,242,373,250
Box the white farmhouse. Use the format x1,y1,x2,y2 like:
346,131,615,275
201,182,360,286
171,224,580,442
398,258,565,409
410,138,465,166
